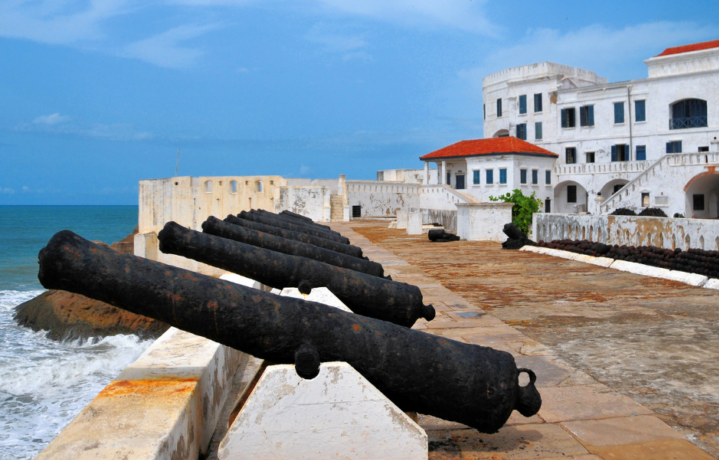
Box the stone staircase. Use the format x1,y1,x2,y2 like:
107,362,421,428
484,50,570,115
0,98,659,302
330,195,344,222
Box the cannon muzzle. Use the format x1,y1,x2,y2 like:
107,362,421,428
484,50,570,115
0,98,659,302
38,230,541,433
240,211,350,245
159,222,434,327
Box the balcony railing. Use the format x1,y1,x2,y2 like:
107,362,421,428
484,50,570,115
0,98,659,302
669,116,708,130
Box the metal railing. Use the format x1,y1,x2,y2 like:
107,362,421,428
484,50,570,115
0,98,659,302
669,116,708,130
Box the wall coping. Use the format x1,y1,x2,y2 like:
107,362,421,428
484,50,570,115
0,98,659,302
455,202,514,209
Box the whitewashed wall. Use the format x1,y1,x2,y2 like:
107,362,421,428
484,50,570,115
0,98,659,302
346,181,420,217
277,186,331,222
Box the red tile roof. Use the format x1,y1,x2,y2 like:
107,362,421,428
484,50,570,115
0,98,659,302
419,137,557,161
656,39,719,57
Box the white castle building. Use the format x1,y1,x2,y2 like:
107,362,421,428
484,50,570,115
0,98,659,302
420,39,719,219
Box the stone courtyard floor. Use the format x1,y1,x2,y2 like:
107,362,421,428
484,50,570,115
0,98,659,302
329,220,719,460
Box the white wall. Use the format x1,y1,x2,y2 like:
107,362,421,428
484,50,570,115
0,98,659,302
277,186,331,222
346,181,420,217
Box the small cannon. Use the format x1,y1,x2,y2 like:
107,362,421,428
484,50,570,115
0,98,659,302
280,210,314,223
38,230,541,433
253,210,342,237
202,217,386,278
225,215,365,260
240,211,350,245
428,229,460,242
502,223,534,250
159,222,434,327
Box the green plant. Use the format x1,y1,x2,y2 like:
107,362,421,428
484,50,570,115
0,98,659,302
489,189,543,236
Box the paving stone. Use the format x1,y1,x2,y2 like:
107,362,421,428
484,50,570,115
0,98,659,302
538,385,653,423
515,356,571,387
583,439,715,460
561,415,683,446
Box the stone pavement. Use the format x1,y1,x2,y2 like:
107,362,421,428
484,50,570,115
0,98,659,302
329,220,717,460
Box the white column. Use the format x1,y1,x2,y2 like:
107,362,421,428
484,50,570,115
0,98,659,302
423,162,429,185
441,161,446,185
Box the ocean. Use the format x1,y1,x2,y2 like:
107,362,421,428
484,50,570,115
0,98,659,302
0,206,154,459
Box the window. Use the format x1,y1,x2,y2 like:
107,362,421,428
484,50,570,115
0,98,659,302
473,170,480,185
635,100,646,122
666,141,682,153
519,95,527,114
499,168,507,184
545,170,551,185
611,145,630,162
693,194,705,211
567,185,577,203
256,181,263,192
352,205,362,218
586,152,595,163
636,145,646,161
545,198,551,213
204,180,213,193
614,102,625,124
565,147,577,164
520,169,527,184
613,184,624,194
535,122,543,140
230,180,238,193
531,169,538,185
534,93,543,113
496,99,502,117
641,193,650,208
670,99,707,129
447,172,451,186
483,104,486,120
486,169,494,184
699,146,709,152
579,105,595,127
516,123,527,140
561,108,576,128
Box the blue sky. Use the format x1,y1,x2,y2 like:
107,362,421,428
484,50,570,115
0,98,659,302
0,0,717,204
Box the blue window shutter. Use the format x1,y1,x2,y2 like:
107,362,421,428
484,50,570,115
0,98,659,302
588,106,594,126
677,141,682,153
561,109,567,128
519,95,527,114
611,145,618,162
635,101,645,122
666,142,672,153
486,170,493,184
636,145,646,161
580,107,587,126
473,170,479,184
545,170,551,184
532,170,538,184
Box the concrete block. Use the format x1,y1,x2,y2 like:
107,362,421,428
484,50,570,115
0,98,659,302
586,257,615,267
407,211,423,235
665,271,708,287
704,279,719,290
456,202,514,242
519,245,542,253
280,287,351,312
36,328,245,460
396,210,408,229
218,362,428,460
609,260,669,278
221,273,261,289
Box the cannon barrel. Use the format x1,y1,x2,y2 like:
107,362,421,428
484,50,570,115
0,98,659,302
240,211,350,245
38,230,541,433
281,210,314,223
225,215,365,259
253,210,343,238
159,222,434,327
259,209,333,232
202,217,386,278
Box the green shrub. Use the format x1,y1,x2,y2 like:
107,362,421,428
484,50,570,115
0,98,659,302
489,189,542,236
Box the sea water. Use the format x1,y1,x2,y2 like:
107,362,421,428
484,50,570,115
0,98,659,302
0,206,154,459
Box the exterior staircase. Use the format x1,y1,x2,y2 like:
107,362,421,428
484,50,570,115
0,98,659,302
330,195,344,222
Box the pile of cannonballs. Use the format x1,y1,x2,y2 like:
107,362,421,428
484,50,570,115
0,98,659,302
536,239,719,278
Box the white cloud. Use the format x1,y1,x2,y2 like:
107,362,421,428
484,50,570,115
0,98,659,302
306,23,373,61
299,164,311,174
460,22,718,89
33,113,70,125
121,23,220,69
1,187,15,195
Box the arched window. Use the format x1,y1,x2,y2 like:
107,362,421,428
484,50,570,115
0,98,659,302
204,180,213,193
670,99,707,129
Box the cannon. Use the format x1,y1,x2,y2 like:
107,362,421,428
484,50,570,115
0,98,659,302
202,217,386,278
38,230,541,433
240,211,350,245
225,215,365,260
159,222,433,327
501,223,534,250
428,229,460,242
281,210,314,223
250,209,342,236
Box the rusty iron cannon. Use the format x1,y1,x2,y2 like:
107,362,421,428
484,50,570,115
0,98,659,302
225,215,366,260
202,217,386,278
240,211,350,245
280,210,314,223
159,222,433,327
38,230,541,433
258,209,334,232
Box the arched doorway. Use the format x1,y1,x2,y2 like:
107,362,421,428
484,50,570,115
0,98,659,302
685,172,719,219
554,180,588,214
600,179,630,200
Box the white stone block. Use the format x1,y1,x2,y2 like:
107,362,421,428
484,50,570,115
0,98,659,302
221,273,261,289
665,271,708,287
407,211,423,235
218,363,428,460
280,287,351,312
704,279,719,290
456,202,513,242
519,245,542,253
586,257,614,267
396,210,408,229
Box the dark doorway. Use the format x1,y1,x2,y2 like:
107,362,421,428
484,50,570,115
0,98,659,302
352,205,361,218
545,199,551,213
456,175,465,190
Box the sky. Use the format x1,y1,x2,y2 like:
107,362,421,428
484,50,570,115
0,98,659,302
0,0,717,204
